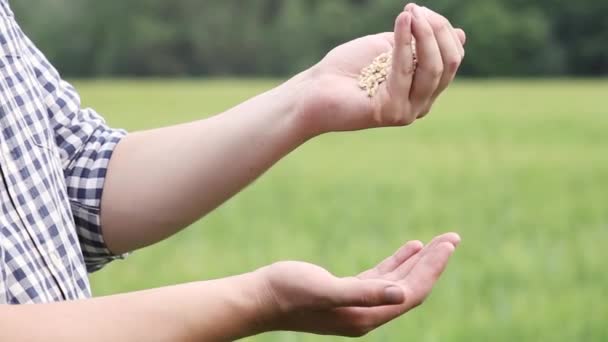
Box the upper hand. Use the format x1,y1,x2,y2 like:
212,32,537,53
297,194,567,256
296,4,466,135
254,232,461,337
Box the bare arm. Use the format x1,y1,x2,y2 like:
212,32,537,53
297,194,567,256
0,233,460,341
1,273,265,342
101,73,313,253
101,8,466,254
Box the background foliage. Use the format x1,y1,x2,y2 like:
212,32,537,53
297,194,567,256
11,0,608,77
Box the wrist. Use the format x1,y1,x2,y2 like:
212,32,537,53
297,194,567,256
225,270,278,338
186,271,279,340
246,266,283,334
279,66,326,141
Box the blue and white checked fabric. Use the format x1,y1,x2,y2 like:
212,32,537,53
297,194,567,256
0,1,126,304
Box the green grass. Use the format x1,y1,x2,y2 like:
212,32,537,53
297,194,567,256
76,78,608,341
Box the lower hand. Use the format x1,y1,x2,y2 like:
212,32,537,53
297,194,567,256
254,232,461,337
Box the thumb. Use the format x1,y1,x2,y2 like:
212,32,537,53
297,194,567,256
330,278,405,307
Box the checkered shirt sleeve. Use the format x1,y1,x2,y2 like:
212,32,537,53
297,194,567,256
22,35,128,272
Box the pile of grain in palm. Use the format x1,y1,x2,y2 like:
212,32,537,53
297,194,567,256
358,40,417,97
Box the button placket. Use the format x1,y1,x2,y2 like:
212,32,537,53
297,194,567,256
0,141,69,300
50,250,62,269
43,248,71,298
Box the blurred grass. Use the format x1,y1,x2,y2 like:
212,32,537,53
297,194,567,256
76,78,608,342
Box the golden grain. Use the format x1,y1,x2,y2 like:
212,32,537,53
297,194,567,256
358,40,417,97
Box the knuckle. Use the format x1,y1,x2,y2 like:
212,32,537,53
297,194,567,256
357,293,372,306
421,64,443,78
447,55,462,72
426,65,443,78
399,64,416,77
433,66,444,78
394,113,416,126
404,115,417,125
427,66,442,78
431,16,449,31
440,17,451,30
420,106,431,117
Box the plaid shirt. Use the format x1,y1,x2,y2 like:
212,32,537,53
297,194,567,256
0,1,126,304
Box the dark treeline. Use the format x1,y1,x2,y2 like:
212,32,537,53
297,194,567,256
10,0,608,77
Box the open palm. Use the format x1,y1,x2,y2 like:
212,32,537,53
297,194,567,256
260,233,461,337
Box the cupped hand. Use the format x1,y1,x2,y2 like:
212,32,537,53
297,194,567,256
298,4,466,135
256,232,461,337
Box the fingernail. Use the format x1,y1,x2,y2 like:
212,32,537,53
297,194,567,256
384,286,405,303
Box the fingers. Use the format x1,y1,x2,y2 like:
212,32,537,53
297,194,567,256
388,11,416,124
404,3,416,12
401,241,456,308
331,278,405,307
350,239,459,327
407,5,442,117
360,240,423,278
378,240,424,274
387,232,460,280
420,7,464,117
305,233,460,335
430,9,465,58
406,4,465,48
399,4,465,120
455,28,466,46
450,26,465,57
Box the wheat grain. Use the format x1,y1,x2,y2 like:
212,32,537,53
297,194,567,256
358,40,417,97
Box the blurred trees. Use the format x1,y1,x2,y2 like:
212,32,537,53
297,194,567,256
9,0,608,77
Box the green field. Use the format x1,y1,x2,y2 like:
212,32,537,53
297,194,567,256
77,79,608,341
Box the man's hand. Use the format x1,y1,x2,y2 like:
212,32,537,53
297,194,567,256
256,233,461,337
298,4,466,135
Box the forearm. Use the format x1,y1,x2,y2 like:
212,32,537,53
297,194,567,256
101,71,315,253
0,273,267,342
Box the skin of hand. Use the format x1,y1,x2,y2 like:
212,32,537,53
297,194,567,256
101,4,467,254
295,4,466,135
254,233,461,337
